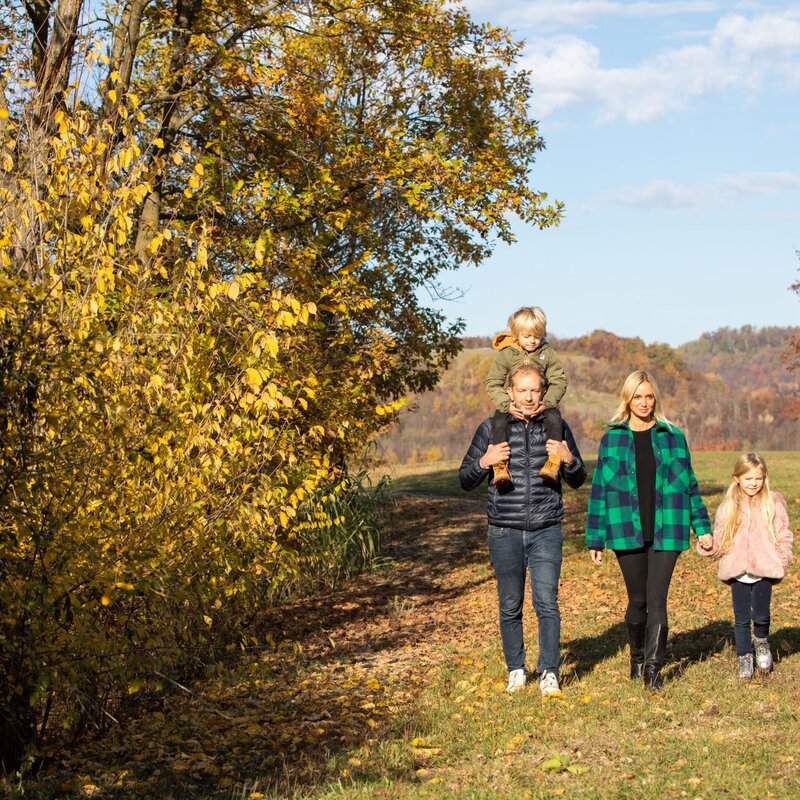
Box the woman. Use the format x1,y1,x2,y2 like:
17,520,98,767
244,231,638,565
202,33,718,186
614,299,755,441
586,370,713,690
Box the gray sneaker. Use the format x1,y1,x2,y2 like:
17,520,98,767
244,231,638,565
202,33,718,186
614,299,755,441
753,637,773,672
738,653,754,680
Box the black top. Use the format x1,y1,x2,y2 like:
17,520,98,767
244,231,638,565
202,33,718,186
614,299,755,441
632,428,656,544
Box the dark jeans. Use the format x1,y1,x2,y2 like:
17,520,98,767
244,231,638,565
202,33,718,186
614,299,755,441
491,407,563,445
487,523,563,674
614,545,680,627
729,578,773,655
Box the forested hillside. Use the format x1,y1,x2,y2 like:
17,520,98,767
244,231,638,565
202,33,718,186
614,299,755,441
379,327,800,464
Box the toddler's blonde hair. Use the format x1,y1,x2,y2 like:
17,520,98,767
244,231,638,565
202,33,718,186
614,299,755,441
508,306,546,339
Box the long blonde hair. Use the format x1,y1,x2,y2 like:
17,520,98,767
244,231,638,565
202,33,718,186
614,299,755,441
717,452,776,554
610,370,671,427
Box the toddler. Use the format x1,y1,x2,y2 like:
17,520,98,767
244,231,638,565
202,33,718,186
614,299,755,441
485,306,567,489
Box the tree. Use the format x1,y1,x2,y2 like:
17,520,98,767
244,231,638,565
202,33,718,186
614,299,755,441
0,0,561,770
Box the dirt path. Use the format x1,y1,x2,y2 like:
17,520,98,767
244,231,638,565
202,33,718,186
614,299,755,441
39,496,500,797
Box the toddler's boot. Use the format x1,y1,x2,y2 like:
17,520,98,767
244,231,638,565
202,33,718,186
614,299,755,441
492,461,512,492
539,454,562,482
753,636,773,673
738,653,754,680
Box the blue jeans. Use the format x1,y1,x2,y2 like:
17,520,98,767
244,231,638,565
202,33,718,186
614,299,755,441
487,524,563,674
729,578,773,655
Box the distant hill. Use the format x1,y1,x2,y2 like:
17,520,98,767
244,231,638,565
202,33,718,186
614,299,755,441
378,326,800,465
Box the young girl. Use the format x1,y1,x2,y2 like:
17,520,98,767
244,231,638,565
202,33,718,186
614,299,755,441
698,453,793,679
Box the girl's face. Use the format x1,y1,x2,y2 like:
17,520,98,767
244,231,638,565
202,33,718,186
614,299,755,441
736,466,765,497
628,381,656,424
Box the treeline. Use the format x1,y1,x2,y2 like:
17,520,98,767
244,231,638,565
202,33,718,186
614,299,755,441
380,327,800,465
0,0,561,773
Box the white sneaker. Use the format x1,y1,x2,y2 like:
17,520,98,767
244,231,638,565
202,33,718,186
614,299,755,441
506,668,527,693
539,670,562,698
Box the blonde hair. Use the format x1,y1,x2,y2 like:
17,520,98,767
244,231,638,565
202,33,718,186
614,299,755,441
508,306,547,339
610,369,671,427
717,452,776,554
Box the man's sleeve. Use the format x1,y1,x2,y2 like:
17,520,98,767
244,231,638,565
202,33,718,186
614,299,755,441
459,420,491,491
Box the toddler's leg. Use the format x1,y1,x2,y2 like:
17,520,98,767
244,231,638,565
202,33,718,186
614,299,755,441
542,406,563,442
490,410,509,445
539,407,564,482
490,411,512,491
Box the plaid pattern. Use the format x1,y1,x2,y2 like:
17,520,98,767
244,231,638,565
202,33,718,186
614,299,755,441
586,421,711,552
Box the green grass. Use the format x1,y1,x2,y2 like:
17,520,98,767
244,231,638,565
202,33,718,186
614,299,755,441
301,451,800,799
21,452,800,800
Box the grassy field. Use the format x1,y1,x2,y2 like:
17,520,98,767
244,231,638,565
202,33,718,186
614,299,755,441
309,451,800,799
24,452,800,799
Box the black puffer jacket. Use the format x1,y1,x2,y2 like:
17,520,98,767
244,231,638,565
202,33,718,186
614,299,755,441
459,414,586,531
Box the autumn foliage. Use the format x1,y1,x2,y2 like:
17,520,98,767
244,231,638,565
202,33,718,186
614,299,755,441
0,0,561,771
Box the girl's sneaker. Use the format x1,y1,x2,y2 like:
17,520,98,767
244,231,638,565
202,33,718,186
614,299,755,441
738,653,754,680
753,637,773,672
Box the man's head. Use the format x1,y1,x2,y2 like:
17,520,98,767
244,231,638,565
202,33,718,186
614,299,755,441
506,364,548,418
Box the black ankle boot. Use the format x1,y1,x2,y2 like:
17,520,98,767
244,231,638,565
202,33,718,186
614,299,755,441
626,621,646,680
643,624,668,690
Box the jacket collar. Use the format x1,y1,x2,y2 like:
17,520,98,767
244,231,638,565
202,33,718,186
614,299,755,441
608,419,674,434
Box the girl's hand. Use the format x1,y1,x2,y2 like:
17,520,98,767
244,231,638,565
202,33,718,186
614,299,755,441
698,534,713,550
590,549,603,565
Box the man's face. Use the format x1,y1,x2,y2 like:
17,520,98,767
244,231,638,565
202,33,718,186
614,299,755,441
506,372,544,417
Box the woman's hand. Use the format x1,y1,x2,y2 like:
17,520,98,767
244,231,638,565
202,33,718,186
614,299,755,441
697,533,713,551
590,549,603,565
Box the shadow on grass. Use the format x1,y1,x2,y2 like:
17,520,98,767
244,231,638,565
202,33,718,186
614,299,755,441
562,619,736,684
562,622,627,682
665,620,734,680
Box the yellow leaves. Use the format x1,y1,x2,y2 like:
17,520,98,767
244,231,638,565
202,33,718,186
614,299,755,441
226,281,240,300
108,89,117,103
245,368,263,389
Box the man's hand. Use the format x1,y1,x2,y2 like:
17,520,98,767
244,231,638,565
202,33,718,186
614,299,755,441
479,442,510,469
546,438,574,466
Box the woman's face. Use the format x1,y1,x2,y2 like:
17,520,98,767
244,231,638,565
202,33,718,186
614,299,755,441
629,381,656,424
736,466,765,498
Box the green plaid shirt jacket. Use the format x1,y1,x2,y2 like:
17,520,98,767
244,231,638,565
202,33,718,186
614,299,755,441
586,421,711,552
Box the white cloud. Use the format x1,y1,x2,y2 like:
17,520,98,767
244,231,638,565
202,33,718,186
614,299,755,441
522,9,800,122
511,1,718,27
597,171,800,209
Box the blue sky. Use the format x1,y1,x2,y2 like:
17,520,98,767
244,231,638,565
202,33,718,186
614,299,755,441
433,1,800,346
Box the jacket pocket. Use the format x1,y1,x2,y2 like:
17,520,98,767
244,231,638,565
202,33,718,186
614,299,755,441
664,458,690,493
600,457,627,491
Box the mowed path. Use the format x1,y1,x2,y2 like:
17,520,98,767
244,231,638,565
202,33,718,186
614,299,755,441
40,495,502,797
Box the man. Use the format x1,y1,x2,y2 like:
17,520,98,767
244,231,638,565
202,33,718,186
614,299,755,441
459,363,586,697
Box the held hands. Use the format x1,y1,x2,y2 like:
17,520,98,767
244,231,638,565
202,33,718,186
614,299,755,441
697,533,714,551
480,442,510,469
590,549,603,565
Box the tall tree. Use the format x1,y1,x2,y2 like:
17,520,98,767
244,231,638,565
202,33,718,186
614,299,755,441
0,0,561,770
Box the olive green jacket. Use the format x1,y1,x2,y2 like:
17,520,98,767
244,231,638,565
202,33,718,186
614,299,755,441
485,332,568,413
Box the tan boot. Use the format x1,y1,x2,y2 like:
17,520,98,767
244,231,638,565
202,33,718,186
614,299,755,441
539,454,562,482
492,461,512,491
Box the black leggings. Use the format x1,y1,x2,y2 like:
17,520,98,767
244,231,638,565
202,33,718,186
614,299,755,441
491,407,563,445
614,545,680,627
